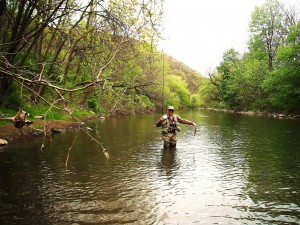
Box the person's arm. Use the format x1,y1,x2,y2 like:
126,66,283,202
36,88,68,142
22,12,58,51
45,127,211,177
156,116,164,127
177,115,196,126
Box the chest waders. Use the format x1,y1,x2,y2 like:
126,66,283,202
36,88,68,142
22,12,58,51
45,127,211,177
161,114,181,135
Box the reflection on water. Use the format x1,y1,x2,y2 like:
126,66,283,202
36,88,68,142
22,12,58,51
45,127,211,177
158,147,178,178
0,110,300,224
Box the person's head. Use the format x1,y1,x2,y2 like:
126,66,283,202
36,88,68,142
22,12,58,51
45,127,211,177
167,106,174,116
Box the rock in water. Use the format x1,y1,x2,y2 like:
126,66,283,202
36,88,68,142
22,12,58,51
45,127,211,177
0,139,8,146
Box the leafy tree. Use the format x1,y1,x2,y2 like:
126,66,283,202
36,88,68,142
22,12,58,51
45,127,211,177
264,22,300,112
166,55,202,94
225,54,269,111
166,75,191,108
216,48,241,108
198,77,223,108
197,0,299,113
0,0,165,114
249,0,286,69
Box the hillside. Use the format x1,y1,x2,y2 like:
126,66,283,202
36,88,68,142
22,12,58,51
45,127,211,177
162,54,204,108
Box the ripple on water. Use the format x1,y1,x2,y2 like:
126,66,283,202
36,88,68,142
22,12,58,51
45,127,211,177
1,112,300,224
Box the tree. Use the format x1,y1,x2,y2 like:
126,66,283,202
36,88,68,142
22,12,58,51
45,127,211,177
264,22,300,112
250,0,286,69
216,48,241,108
226,54,269,111
198,77,223,108
166,75,191,108
0,0,164,113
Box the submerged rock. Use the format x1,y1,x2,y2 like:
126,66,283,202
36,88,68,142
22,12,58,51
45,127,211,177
51,128,65,134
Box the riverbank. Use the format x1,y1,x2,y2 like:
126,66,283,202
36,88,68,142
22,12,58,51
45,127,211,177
2,107,299,145
206,108,300,119
0,115,104,145
0,106,156,145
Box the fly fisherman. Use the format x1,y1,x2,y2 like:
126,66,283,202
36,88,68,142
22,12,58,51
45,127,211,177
156,106,196,147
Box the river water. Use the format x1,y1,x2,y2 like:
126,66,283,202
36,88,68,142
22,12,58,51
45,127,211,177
0,109,299,224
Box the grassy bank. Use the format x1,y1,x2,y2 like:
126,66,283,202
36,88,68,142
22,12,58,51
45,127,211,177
0,106,94,125
0,105,97,144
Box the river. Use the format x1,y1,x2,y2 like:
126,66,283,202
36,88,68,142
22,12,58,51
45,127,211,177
0,109,299,224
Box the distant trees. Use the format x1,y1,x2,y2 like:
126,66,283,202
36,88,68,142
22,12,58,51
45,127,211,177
201,0,300,114
163,55,203,109
249,0,285,69
265,22,300,112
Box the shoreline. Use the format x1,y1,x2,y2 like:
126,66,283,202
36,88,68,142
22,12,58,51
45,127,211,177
0,115,103,145
0,106,157,145
205,108,300,119
1,108,299,146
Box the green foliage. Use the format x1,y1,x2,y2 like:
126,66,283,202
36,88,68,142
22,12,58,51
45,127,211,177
166,55,202,94
3,82,21,109
25,105,68,120
197,1,299,114
88,96,98,112
264,22,300,112
160,55,205,109
249,0,285,68
133,95,155,112
0,107,16,125
190,94,201,108
216,48,241,107
0,0,166,116
166,75,191,108
198,78,222,108
3,0,298,117
23,104,93,121
220,54,270,111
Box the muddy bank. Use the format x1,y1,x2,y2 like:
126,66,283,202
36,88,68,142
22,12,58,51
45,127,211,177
0,118,95,145
0,108,155,145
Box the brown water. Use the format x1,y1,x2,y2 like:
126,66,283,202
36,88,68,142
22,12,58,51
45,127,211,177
0,109,300,224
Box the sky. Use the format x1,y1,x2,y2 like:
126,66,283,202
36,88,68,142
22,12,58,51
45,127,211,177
159,0,299,75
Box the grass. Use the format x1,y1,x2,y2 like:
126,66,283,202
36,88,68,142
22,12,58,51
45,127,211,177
0,108,16,125
0,105,94,126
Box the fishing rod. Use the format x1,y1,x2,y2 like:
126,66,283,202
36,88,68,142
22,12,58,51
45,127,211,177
161,48,165,115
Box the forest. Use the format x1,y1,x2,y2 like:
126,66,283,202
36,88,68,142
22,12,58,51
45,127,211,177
0,0,299,119
200,0,300,114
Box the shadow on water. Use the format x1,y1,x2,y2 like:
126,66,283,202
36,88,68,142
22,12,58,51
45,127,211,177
158,146,178,179
0,110,300,224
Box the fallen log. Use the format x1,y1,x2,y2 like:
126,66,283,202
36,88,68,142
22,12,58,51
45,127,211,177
0,110,33,128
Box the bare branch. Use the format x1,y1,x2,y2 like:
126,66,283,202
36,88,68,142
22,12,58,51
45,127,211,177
208,71,221,87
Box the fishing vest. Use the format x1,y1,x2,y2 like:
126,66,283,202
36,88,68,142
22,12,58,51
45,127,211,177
162,114,180,134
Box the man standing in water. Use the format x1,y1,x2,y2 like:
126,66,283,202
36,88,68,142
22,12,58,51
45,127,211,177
156,106,196,147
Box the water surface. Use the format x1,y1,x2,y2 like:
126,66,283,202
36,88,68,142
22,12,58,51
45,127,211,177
0,109,299,224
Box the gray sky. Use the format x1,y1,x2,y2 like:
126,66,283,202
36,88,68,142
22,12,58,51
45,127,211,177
159,0,299,75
